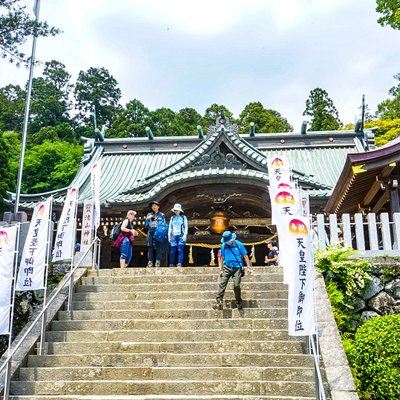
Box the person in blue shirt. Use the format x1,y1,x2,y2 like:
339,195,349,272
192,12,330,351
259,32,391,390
145,200,166,267
212,230,251,310
168,203,188,267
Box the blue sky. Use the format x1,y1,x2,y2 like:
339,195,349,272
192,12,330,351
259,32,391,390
1,0,399,131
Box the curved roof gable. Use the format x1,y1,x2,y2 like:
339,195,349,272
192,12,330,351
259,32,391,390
118,120,330,198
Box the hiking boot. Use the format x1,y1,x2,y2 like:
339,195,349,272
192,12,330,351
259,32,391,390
236,301,243,310
146,261,153,268
177,263,182,268
212,300,223,310
155,260,161,267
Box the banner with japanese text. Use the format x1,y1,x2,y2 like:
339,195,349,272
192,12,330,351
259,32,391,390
80,200,93,251
300,190,310,218
16,198,51,291
267,155,291,187
0,225,17,334
269,186,301,225
52,187,78,262
284,217,315,336
91,161,101,230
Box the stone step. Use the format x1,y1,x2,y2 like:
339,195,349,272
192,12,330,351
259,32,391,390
70,298,288,311
80,274,285,285
57,308,288,321
46,329,302,343
19,366,315,382
40,340,304,355
50,318,288,332
71,290,288,301
75,282,288,293
10,396,314,400
10,379,315,397
86,266,283,276
27,352,314,368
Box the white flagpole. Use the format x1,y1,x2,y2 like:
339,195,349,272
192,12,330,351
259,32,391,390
3,224,20,400
14,0,41,215
38,196,53,355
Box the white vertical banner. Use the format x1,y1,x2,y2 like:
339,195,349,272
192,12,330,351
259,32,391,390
0,226,18,334
80,200,94,251
52,187,78,262
16,198,51,291
269,187,301,225
91,161,101,231
300,190,310,218
284,217,315,336
267,155,291,187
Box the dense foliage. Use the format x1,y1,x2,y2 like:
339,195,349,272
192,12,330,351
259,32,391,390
0,0,60,66
376,0,400,30
303,88,342,131
350,314,400,400
376,73,400,120
314,246,371,333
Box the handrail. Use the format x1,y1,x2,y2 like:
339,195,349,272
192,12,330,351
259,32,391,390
0,237,101,399
309,334,327,400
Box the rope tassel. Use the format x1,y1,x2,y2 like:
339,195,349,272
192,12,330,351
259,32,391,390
188,245,194,264
210,248,216,266
250,245,256,263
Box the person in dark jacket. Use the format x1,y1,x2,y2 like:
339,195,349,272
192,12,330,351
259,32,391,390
264,241,279,266
145,200,166,267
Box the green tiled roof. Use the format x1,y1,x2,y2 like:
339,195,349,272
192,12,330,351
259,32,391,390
9,123,369,210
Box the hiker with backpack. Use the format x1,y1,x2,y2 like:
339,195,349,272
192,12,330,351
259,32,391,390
145,200,166,267
212,230,252,311
113,210,138,268
168,203,188,267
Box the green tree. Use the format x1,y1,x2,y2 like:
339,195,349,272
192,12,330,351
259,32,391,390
29,76,71,133
28,123,76,147
0,0,60,66
376,0,400,30
376,73,400,119
74,67,121,128
303,88,342,131
107,99,152,138
2,130,20,191
239,101,293,133
365,119,400,146
150,107,176,136
0,131,14,212
202,104,234,127
22,140,83,193
171,107,202,136
0,84,25,132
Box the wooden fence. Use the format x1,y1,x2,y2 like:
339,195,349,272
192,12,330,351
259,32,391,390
312,212,400,256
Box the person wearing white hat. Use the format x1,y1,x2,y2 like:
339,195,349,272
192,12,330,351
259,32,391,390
168,203,188,267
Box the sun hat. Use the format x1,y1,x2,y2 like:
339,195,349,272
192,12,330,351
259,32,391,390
171,203,184,213
221,230,237,244
149,200,160,208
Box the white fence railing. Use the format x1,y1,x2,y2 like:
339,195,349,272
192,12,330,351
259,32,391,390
312,212,400,256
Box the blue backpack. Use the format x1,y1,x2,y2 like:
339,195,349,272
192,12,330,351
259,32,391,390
153,221,169,243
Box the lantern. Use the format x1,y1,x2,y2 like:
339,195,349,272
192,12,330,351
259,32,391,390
210,210,230,234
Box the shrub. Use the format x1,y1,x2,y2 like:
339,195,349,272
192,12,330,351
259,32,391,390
351,314,400,400
314,246,372,333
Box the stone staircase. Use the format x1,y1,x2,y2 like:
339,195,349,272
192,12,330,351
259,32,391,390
9,266,319,399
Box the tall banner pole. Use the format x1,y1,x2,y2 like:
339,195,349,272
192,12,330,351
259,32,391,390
14,0,41,214
39,196,53,355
